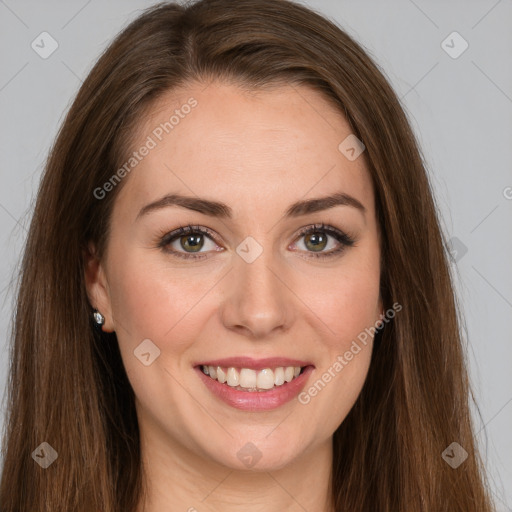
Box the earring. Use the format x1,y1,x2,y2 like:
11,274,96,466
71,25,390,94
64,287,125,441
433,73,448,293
93,309,105,326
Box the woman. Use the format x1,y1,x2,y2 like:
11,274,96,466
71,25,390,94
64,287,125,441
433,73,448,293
0,0,496,510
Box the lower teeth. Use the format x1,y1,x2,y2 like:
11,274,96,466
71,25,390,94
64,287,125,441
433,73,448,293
229,384,274,392
216,378,298,392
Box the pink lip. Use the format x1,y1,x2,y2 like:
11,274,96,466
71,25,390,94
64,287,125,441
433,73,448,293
194,364,315,412
194,356,313,371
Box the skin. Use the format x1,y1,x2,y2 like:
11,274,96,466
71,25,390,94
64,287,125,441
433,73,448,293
85,81,383,512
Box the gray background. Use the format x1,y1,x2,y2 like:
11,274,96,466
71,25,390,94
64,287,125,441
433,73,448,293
0,0,510,509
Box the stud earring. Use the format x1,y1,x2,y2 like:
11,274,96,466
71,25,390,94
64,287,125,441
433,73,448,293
92,309,105,326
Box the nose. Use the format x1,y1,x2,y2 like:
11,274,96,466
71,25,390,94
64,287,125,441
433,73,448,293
219,245,295,340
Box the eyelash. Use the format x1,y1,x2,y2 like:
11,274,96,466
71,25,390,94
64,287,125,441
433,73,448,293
157,223,356,260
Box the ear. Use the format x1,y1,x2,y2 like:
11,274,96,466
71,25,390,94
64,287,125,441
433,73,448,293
83,242,115,332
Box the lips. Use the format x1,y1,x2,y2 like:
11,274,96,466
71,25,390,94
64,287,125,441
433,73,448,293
194,356,315,411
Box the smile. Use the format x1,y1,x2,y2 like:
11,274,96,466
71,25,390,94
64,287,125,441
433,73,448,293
194,357,315,411
201,365,303,391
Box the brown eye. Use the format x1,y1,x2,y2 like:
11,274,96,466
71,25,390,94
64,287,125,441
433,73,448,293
178,233,205,253
303,231,328,252
292,223,356,259
159,225,220,260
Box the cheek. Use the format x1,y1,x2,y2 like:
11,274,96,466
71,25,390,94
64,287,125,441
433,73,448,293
295,247,381,353
107,247,210,345
300,269,378,376
296,283,377,439
321,274,380,352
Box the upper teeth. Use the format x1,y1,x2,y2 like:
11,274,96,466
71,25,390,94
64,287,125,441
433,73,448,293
202,365,302,391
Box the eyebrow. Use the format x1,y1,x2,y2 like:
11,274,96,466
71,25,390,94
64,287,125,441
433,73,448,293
136,191,366,220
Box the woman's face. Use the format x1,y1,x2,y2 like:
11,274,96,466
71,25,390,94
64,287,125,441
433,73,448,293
86,81,383,471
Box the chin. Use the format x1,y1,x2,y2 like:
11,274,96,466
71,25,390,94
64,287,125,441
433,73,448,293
201,429,309,472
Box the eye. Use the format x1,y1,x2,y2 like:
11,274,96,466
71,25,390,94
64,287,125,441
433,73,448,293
290,223,356,259
158,225,221,260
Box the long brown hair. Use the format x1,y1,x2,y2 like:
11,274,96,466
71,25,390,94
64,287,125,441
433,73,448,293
0,1,495,510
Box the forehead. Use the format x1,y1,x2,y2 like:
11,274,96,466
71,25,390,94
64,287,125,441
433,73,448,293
116,81,374,221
